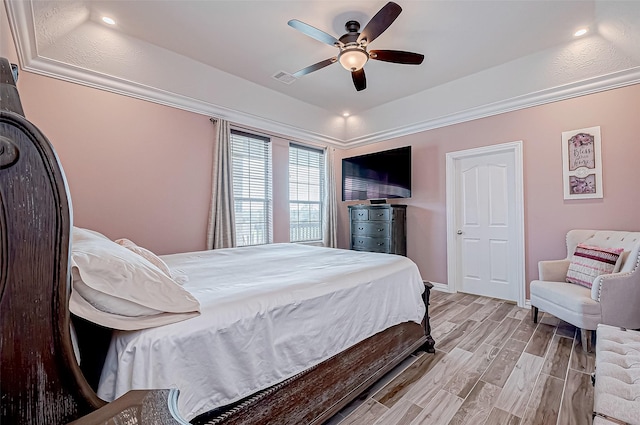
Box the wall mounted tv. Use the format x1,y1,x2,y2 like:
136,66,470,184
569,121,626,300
342,146,412,203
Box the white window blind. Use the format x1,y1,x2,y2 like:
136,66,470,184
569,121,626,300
231,130,272,246
289,143,324,242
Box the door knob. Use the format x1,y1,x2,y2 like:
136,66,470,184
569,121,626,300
456,230,463,235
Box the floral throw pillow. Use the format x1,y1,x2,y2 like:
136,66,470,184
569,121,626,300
566,243,624,289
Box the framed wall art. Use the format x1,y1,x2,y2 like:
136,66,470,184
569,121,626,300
561,126,603,200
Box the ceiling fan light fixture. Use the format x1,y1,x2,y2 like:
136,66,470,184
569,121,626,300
338,47,369,72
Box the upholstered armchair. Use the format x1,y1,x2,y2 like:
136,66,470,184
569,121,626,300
530,230,640,351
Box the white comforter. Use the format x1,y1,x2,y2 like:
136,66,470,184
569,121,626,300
97,244,425,420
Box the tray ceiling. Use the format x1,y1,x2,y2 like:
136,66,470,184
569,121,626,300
5,0,640,146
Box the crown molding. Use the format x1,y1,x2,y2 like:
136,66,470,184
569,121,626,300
22,56,346,147
4,0,37,66
6,0,640,149
6,0,345,147
21,52,640,149
341,66,640,147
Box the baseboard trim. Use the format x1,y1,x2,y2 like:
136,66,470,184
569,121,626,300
426,281,451,293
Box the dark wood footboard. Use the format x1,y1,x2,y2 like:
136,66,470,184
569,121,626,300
191,322,427,425
69,284,434,425
70,322,428,425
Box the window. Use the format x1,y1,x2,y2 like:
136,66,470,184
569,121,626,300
289,143,324,242
231,130,272,246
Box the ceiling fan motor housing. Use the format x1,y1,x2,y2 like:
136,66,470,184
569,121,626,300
339,21,362,45
345,20,361,33
338,20,368,71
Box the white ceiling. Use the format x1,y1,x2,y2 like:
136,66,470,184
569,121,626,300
5,0,640,146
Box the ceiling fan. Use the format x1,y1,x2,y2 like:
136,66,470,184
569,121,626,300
288,1,424,91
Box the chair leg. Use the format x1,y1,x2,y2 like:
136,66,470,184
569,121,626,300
580,329,593,353
531,306,539,323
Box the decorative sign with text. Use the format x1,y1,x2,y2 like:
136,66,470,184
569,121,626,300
561,126,603,199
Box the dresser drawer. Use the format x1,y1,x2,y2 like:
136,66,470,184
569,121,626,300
351,208,369,221
368,209,391,221
352,222,391,237
352,236,390,253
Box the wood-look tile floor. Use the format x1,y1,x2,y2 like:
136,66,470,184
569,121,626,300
325,291,596,425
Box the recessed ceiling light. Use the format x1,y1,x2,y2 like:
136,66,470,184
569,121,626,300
574,28,588,37
102,16,116,25
342,112,350,117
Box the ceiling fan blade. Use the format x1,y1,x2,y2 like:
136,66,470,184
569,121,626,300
351,68,367,91
357,2,402,44
288,19,341,47
292,57,337,78
369,50,424,65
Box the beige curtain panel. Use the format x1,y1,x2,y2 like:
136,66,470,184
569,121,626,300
323,147,338,248
206,118,236,249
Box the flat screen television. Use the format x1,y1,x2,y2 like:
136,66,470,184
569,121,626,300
342,146,411,202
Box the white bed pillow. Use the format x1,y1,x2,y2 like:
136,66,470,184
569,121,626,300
114,237,189,285
69,227,200,330
115,238,173,278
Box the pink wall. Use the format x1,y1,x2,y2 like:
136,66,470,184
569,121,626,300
12,69,640,294
10,68,640,295
4,5,640,296
13,74,301,253
18,72,215,254
271,136,294,243
336,84,640,294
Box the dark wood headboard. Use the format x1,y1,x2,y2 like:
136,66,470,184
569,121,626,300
0,57,104,423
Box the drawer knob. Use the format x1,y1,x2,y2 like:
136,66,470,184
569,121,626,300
377,242,384,246
358,227,364,230
377,228,384,231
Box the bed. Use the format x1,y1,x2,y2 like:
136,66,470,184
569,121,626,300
0,57,434,425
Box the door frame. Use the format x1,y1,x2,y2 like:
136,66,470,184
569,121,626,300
445,141,526,307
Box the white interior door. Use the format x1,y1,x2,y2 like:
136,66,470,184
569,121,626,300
446,142,524,305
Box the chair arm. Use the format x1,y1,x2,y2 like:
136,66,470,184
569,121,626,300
592,257,640,329
538,259,570,282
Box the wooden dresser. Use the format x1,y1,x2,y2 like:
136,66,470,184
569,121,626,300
348,204,407,256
